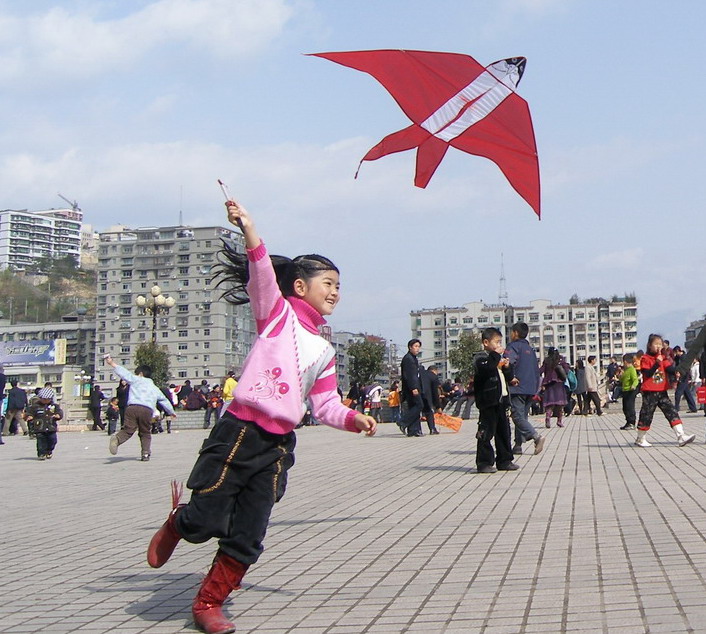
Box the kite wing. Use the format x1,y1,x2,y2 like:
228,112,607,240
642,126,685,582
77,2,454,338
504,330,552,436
311,49,541,218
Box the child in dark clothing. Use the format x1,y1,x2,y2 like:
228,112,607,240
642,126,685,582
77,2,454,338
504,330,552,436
25,388,63,460
473,327,520,473
106,397,121,435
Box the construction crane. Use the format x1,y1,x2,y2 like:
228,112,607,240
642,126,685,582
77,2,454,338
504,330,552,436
57,193,81,212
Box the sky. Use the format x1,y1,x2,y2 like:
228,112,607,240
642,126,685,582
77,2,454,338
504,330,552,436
1,0,704,349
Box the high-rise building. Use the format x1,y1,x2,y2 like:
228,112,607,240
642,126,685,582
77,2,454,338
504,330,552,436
411,297,638,377
684,317,706,352
93,225,255,386
0,208,83,270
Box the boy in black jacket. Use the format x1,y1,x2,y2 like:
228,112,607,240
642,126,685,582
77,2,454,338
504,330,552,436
474,327,519,473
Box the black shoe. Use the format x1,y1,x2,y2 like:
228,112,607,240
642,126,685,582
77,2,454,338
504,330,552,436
512,444,523,455
141,455,150,462
497,462,520,471
620,423,635,430
477,465,497,473
430,429,440,435
408,432,423,437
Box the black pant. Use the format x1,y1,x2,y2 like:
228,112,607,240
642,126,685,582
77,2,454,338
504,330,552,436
621,389,637,425
36,431,57,457
674,382,697,412
476,404,513,468
639,391,681,430
421,397,437,433
401,395,423,435
176,413,296,566
90,407,105,430
203,406,219,429
585,391,602,415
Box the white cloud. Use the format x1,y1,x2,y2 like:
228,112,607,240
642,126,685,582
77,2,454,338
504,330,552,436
0,0,296,85
587,247,643,271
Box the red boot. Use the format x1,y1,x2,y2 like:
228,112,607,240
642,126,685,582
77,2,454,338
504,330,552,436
192,550,248,634
147,481,185,568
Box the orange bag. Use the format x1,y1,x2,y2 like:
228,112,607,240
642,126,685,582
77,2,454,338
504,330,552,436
342,398,354,407
435,412,463,432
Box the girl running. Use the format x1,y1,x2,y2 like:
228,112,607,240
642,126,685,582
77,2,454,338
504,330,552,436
146,198,377,634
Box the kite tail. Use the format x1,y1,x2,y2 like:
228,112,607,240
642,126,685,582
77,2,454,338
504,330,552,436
355,124,430,179
414,137,449,188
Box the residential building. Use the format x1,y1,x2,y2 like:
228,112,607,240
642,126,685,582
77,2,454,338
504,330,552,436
0,208,82,270
330,330,399,391
411,297,638,377
93,225,255,387
684,317,706,352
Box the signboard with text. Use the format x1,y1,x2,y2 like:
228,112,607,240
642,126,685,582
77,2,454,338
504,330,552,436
0,339,67,366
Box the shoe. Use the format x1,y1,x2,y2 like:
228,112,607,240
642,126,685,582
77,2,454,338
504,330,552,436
46,453,52,459
688,410,698,414
430,429,440,435
620,423,635,430
497,462,520,471
512,444,523,455
38,455,46,460
534,436,546,455
678,434,696,447
141,455,150,462
557,420,565,428
148,505,185,568
477,465,497,474
545,421,551,428
192,551,248,634
408,432,423,437
109,435,119,455
635,439,652,447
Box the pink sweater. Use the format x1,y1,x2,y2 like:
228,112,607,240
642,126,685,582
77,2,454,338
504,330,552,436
228,242,358,435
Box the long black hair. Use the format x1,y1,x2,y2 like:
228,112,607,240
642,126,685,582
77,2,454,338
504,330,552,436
212,239,339,305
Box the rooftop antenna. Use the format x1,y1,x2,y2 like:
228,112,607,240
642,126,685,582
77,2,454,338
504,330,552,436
498,253,508,305
179,185,183,226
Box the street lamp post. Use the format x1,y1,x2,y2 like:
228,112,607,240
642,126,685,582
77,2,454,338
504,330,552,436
135,285,176,342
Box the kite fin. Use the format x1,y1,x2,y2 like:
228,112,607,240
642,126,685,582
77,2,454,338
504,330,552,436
414,137,449,188
355,125,430,179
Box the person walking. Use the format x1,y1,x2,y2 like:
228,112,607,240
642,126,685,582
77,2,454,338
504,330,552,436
635,334,695,448
89,384,106,430
116,379,130,428
584,356,603,415
3,380,29,437
25,387,62,460
104,355,176,461
504,322,545,456
400,339,424,436
420,365,441,434
539,348,570,428
145,196,376,634
387,380,401,425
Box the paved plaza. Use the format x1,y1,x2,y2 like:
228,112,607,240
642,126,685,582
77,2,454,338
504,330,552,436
3,409,706,633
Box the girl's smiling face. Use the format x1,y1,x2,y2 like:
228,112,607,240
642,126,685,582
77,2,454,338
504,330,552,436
294,270,340,316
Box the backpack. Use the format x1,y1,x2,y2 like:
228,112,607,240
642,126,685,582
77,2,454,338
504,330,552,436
565,369,578,393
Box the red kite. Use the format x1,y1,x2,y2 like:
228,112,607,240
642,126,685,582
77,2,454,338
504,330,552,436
311,49,541,218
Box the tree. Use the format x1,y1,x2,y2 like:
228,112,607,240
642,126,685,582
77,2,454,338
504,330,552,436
347,340,385,386
447,331,483,383
134,342,171,387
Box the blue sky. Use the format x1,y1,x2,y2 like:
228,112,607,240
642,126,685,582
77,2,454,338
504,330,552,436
1,0,704,348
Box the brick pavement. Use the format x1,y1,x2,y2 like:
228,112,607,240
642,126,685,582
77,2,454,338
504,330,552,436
2,408,706,633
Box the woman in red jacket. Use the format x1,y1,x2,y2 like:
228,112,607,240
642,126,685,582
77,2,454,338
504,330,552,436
636,334,695,447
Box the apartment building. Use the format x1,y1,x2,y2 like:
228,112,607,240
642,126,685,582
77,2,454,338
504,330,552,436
0,208,82,270
411,297,638,377
93,225,255,386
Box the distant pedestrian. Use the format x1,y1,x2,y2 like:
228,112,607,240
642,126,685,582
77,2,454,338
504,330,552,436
89,384,106,430
387,380,401,424
203,385,223,429
673,347,698,413
400,339,424,436
539,348,569,428
584,356,603,416
367,382,384,425
104,355,176,461
105,397,121,435
177,380,193,408
619,354,639,430
635,334,695,448
3,380,28,437
504,322,545,456
25,387,62,460
420,366,441,434
116,379,130,427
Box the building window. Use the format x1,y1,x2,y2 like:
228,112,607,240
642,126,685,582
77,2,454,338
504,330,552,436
178,330,188,337
204,342,210,349
203,329,210,336
178,343,188,350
